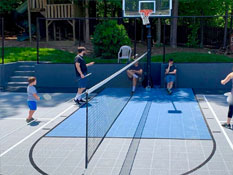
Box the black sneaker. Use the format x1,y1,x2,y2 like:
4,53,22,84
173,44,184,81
74,99,81,105
80,99,86,103
168,89,172,95
222,123,231,129
26,118,35,123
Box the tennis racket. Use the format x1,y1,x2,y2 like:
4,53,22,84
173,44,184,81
224,92,231,96
84,73,92,78
224,92,233,105
42,93,52,100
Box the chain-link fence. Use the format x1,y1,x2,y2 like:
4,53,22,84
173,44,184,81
1,15,233,64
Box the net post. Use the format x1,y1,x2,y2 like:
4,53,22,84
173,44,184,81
146,24,152,88
85,91,88,169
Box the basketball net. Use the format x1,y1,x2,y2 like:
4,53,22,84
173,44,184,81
140,9,153,25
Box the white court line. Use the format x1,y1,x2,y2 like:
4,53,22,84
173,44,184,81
0,104,76,158
203,95,233,151
0,117,45,141
0,118,51,141
219,121,233,124
0,118,51,121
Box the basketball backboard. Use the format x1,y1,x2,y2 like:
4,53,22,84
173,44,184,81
123,0,172,17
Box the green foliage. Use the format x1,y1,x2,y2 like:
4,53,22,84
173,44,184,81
92,20,131,59
1,47,233,64
0,47,119,64
96,0,121,17
186,24,200,48
179,0,233,27
0,0,25,14
152,52,233,63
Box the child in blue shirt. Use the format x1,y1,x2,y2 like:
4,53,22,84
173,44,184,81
26,77,40,123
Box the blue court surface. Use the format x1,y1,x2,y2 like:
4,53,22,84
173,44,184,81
46,88,211,140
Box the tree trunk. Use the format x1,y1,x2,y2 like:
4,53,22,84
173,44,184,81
89,0,96,17
85,0,90,43
200,10,204,48
223,6,228,48
156,18,161,45
230,11,233,35
170,0,178,48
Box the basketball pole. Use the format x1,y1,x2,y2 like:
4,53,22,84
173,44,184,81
146,24,152,88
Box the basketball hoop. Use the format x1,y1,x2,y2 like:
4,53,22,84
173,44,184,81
140,9,153,25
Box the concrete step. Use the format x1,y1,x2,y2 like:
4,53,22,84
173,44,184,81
13,71,35,76
7,82,28,87
17,65,35,71
6,86,27,92
10,76,29,82
18,61,37,66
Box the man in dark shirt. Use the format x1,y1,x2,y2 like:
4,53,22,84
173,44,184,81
74,47,94,104
127,61,143,93
165,59,177,94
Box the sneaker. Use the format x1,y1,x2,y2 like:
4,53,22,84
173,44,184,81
74,99,81,105
26,118,35,123
168,89,172,95
222,123,231,129
80,99,86,103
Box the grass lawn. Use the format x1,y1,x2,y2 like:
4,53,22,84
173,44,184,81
152,52,233,63
0,47,117,64
0,47,233,64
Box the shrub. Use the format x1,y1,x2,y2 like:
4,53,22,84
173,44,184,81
92,20,131,59
186,23,200,48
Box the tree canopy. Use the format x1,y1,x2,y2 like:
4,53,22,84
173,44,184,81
0,0,26,14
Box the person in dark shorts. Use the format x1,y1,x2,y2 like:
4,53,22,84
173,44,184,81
221,70,233,129
127,61,143,93
26,77,40,123
74,47,94,104
165,59,177,94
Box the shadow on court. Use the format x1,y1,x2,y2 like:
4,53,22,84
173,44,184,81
0,92,75,119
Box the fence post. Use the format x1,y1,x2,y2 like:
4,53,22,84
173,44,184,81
36,18,40,64
79,19,81,46
163,20,166,63
230,14,233,35
223,11,229,48
1,18,4,64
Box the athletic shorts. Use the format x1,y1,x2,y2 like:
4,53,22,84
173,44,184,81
28,101,37,110
166,75,176,83
78,76,87,88
128,73,141,80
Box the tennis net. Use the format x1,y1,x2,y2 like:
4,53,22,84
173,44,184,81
85,52,147,169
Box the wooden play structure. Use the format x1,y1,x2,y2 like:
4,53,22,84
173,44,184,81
27,0,77,42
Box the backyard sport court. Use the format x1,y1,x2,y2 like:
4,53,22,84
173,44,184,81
1,85,233,175
1,0,233,174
